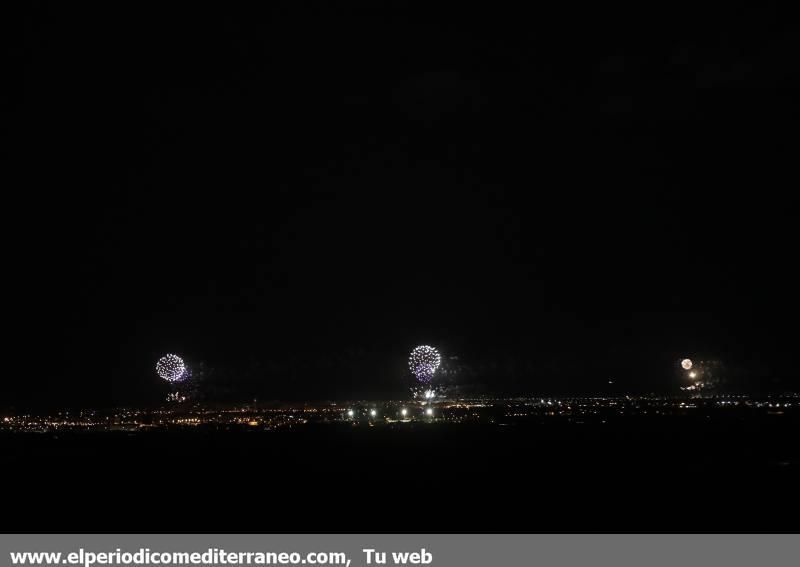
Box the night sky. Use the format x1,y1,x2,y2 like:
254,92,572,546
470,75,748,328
14,3,798,409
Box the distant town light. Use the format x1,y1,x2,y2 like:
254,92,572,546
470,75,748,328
401,408,408,417
347,410,354,418
425,408,433,416
370,409,377,417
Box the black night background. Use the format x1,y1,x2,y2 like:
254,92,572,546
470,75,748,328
8,2,799,532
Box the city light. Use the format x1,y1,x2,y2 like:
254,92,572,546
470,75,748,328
3,394,798,434
689,371,697,379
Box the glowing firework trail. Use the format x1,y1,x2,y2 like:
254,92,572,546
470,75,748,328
409,345,441,383
156,354,187,382
409,384,437,401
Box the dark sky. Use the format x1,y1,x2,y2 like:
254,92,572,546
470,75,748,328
12,3,798,408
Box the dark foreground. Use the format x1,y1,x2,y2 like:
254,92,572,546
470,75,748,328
3,411,798,532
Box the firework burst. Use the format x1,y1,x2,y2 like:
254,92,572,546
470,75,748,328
156,354,187,383
409,345,441,383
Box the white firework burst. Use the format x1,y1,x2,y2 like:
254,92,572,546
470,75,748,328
409,345,441,383
156,354,186,383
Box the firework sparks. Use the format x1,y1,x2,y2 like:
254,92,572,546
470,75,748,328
409,345,441,383
156,354,187,383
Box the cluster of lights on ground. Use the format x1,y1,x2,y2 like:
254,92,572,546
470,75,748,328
346,407,435,419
